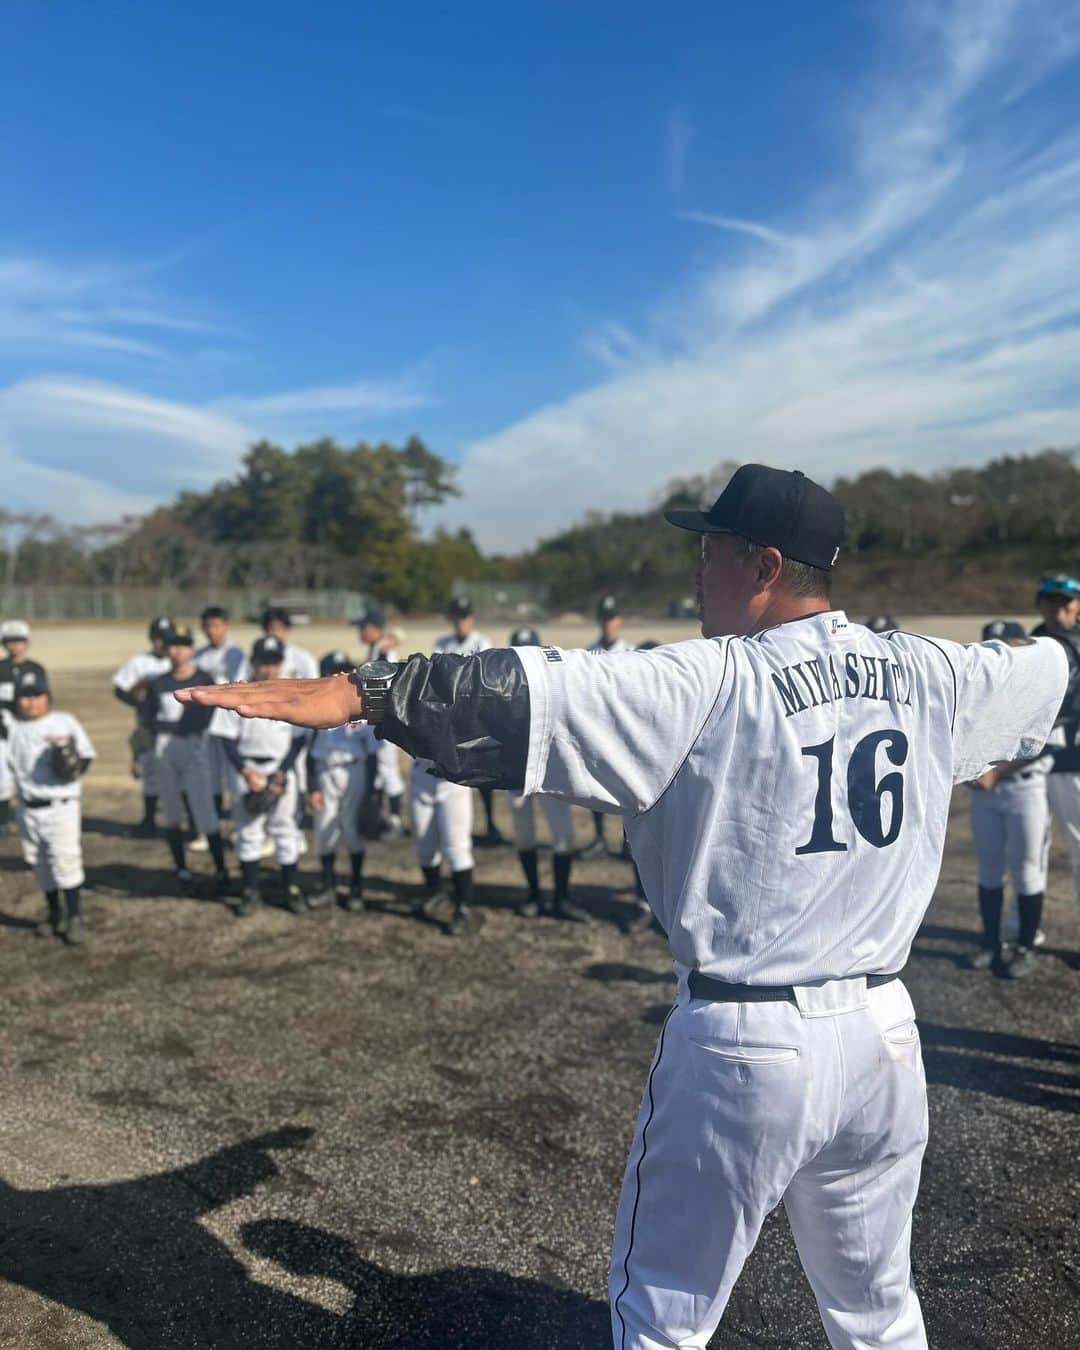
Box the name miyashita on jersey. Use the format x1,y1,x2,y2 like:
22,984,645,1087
772,652,915,718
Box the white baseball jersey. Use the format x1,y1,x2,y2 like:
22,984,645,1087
588,637,632,654
365,638,401,663
514,613,1066,984
113,650,170,693
237,641,319,682
195,641,246,684
1,711,95,804
210,707,305,767
435,631,492,657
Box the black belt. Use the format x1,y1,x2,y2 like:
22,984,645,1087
22,797,61,810
245,756,275,764
688,970,900,1003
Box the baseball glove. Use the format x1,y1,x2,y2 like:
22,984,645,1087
243,788,277,817
49,739,83,784
128,725,155,759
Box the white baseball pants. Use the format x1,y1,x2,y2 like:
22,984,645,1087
610,976,928,1350
970,779,1050,894
374,738,405,798
18,798,84,891
410,766,473,872
313,761,369,857
231,770,300,865
1046,772,1080,900
510,791,574,854
154,735,218,836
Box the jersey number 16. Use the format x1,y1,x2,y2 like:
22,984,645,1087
796,730,909,855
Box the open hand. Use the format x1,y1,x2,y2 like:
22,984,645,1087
175,673,360,729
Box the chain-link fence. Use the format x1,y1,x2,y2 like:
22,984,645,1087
0,586,372,623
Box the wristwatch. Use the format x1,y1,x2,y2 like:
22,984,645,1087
347,660,400,725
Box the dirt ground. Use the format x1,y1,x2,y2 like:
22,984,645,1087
0,617,1076,1349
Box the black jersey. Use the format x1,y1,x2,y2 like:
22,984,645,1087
141,670,216,736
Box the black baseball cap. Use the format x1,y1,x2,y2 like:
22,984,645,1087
596,595,620,621
149,615,173,640
447,595,474,619
165,624,195,647
355,607,385,629
665,464,845,572
509,626,541,647
982,620,1027,642
15,666,49,697
252,635,285,664
320,649,353,676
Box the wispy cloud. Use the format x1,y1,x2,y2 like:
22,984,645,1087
0,254,225,363
665,104,694,196
214,378,430,425
451,0,1080,551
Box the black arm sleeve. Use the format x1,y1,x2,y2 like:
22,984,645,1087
215,735,244,772
377,650,530,790
115,686,141,709
279,731,310,775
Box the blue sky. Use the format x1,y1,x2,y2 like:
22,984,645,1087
2,0,1079,548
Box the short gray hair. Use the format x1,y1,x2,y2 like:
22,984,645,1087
731,535,832,600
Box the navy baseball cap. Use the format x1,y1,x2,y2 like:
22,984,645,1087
1037,573,1080,600
149,615,173,640
320,649,353,676
509,626,541,647
15,666,49,697
355,607,385,628
447,595,474,618
982,620,1027,642
665,464,845,571
165,624,195,647
596,595,620,621
252,635,285,664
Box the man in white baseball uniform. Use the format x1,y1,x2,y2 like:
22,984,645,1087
1031,573,1080,902
308,651,380,912
966,620,1052,977
1,666,94,946
354,608,407,837
438,594,503,847
142,625,231,896
195,604,247,826
212,636,310,916
179,462,1068,1350
112,616,172,836
0,619,48,839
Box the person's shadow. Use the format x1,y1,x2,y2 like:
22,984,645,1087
0,1126,609,1349
0,1126,341,1348
242,1216,609,1349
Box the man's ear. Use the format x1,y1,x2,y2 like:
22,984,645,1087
757,546,785,590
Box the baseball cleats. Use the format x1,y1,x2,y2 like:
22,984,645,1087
343,884,366,914
966,945,999,971
307,886,337,909
174,867,195,896
414,892,451,922
1004,945,1038,979
188,835,210,854
64,916,85,947
445,906,484,937
517,891,543,918
578,838,606,862
552,897,591,924
35,905,67,941
234,887,262,917
285,884,308,915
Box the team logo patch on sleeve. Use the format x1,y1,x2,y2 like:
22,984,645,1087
541,647,563,663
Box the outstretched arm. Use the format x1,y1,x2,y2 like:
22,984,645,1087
177,674,359,728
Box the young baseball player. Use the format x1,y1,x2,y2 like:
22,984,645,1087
580,596,633,861
1,666,94,945
966,622,1051,978
307,652,379,911
212,636,310,916
1031,573,1080,902
0,619,48,838
506,628,588,922
184,462,1068,1350
354,610,407,837
112,616,173,836
195,604,247,825
142,626,230,895
437,595,502,847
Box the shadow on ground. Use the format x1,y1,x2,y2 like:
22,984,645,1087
0,1127,607,1350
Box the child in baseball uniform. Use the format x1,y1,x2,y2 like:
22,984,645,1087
112,616,172,837
0,620,49,837
507,628,588,922
1,666,94,945
195,604,247,824
212,636,310,916
142,625,230,896
308,652,380,911
967,621,1051,978
437,595,502,846
354,611,408,837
